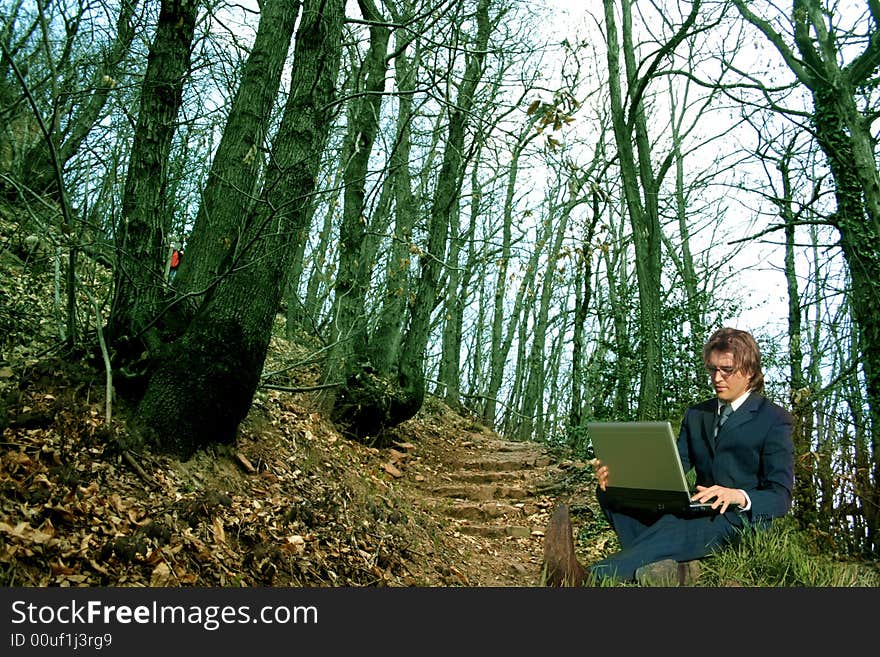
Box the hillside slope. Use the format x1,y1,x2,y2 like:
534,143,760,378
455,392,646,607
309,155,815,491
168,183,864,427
0,354,608,587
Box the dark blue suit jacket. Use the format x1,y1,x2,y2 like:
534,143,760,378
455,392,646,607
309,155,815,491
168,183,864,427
677,392,794,525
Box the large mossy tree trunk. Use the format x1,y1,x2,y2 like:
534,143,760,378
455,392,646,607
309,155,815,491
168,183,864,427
173,0,302,303
136,0,345,459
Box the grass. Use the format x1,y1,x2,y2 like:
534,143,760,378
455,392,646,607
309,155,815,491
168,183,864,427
573,511,879,587
699,517,880,587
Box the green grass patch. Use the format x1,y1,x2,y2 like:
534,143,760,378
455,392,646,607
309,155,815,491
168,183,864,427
700,517,880,587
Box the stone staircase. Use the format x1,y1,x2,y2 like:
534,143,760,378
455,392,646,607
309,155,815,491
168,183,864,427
411,431,580,585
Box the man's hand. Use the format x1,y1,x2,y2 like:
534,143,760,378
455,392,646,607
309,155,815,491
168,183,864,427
692,485,745,513
591,458,609,491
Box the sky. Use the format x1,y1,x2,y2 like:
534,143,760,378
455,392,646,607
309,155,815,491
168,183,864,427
535,0,800,341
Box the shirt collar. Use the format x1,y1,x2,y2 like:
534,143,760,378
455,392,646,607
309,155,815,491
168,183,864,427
720,389,751,413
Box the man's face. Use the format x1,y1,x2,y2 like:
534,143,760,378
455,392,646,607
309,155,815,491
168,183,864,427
706,350,751,402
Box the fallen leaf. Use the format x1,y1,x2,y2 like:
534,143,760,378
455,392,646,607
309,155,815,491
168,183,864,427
150,562,174,586
51,562,76,576
281,535,306,555
109,493,126,514
388,449,408,463
449,565,470,585
212,517,226,544
89,560,111,576
235,452,256,473
0,521,56,544
45,505,76,524
6,452,31,467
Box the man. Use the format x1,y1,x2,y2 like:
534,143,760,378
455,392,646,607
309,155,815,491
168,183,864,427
586,327,794,585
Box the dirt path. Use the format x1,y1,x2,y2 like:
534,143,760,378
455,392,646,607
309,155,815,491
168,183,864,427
391,404,598,586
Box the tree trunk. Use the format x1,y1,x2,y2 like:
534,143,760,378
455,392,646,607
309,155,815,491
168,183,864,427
542,504,587,587
779,142,818,527
603,0,661,419
734,0,880,556
603,0,700,419
324,0,390,397
136,0,345,458
502,304,531,438
670,91,707,391
175,0,301,303
542,322,566,441
106,0,200,350
799,15,880,556
291,171,342,334
482,115,541,427
437,194,466,410
601,224,636,419
569,187,604,443
519,186,577,440
369,29,417,374
332,0,495,441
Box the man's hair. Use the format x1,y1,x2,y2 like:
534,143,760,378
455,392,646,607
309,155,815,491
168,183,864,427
702,327,765,395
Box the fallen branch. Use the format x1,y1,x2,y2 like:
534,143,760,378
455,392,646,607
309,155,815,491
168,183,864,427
122,450,160,490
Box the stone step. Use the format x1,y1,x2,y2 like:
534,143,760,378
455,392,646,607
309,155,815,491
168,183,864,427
448,470,528,484
476,440,543,453
443,501,525,521
455,453,552,472
454,524,536,539
431,483,533,501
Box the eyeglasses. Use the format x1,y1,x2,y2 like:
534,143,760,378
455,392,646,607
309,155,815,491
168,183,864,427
705,365,738,378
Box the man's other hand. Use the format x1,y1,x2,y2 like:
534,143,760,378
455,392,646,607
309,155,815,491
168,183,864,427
692,485,745,513
591,459,609,491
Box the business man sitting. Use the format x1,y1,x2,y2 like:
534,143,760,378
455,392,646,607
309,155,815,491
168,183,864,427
586,327,795,586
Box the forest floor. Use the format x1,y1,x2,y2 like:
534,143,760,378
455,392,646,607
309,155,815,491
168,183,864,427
0,347,615,587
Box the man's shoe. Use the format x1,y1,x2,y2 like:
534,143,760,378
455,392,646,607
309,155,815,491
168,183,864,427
635,559,701,586
635,559,678,586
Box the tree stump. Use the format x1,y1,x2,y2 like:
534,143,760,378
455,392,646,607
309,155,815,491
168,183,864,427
541,503,587,587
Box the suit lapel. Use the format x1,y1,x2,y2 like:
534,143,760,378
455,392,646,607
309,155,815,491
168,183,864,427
703,402,718,453
715,392,762,446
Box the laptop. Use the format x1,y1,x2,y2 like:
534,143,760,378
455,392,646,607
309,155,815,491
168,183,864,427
588,421,733,515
